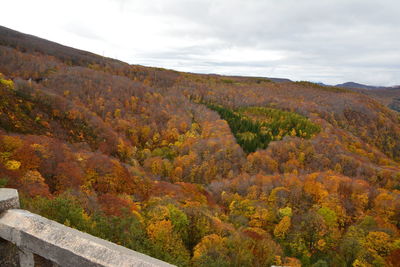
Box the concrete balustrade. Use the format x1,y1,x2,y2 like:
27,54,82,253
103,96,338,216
0,188,175,267
0,188,19,212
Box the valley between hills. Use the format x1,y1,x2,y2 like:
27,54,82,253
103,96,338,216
0,26,399,266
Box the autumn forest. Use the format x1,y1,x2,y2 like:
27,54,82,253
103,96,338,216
0,26,399,266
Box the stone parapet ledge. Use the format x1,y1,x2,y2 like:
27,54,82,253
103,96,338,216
0,189,175,267
0,188,21,266
0,188,20,213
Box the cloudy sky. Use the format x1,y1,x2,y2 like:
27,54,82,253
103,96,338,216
2,0,400,86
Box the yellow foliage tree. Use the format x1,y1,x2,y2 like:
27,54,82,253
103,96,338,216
4,160,21,170
364,231,392,257
274,216,291,239
193,234,228,263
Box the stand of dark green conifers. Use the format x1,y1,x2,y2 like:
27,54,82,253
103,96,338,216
206,103,321,153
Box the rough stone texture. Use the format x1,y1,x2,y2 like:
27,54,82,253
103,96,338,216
0,188,21,267
0,188,20,213
19,249,34,267
0,237,19,267
0,209,175,267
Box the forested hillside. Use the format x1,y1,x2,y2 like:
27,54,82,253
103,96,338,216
0,26,399,266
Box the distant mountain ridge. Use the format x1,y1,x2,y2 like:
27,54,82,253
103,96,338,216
335,81,400,90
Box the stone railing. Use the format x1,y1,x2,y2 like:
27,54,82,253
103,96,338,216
0,188,175,267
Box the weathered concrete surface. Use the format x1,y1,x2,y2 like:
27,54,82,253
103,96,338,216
0,209,175,267
0,237,19,267
18,249,34,267
0,189,20,266
0,188,19,213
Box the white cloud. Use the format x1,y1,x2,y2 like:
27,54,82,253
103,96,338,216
1,0,399,86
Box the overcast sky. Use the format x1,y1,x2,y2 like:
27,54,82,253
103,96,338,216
2,0,400,86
